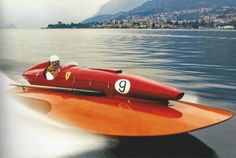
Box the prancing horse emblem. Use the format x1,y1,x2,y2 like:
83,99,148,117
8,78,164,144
65,72,71,80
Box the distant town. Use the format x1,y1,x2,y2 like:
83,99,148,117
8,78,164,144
45,7,236,30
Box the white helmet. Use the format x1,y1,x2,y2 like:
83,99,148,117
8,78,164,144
50,55,59,62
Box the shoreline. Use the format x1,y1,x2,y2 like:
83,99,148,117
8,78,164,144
42,27,236,31
42,26,236,30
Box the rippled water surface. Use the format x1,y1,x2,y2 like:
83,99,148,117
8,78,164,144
0,29,236,158
1,29,236,107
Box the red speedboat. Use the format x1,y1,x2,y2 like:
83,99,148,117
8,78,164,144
21,61,184,102
9,60,233,136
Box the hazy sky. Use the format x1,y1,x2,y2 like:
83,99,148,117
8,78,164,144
1,0,109,28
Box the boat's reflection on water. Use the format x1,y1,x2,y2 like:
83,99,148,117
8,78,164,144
76,134,219,158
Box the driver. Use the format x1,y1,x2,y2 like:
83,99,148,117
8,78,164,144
47,55,62,78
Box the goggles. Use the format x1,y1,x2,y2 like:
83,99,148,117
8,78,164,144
51,61,60,66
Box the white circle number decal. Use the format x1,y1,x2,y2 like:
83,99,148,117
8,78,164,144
115,79,131,94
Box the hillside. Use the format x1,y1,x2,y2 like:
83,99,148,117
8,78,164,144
129,0,236,15
96,0,148,15
84,0,236,23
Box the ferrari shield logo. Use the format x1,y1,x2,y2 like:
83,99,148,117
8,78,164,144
65,72,71,80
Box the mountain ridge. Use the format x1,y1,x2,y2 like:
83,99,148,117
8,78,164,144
96,0,149,16
84,0,236,23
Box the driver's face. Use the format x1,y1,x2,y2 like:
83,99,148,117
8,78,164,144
51,61,60,67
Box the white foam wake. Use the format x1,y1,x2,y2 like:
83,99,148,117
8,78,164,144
181,92,200,103
0,72,111,158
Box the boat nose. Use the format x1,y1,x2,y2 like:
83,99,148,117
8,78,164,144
171,89,185,100
175,91,185,100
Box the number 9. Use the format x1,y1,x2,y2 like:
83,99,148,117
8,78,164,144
115,79,131,94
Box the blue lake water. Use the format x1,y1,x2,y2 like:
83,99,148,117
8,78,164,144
1,29,236,108
0,29,236,157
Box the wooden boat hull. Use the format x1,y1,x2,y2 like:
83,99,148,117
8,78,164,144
10,87,233,136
